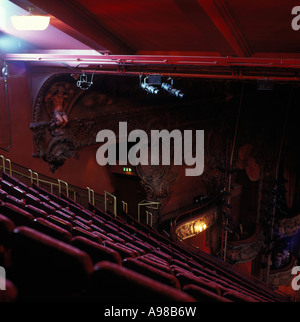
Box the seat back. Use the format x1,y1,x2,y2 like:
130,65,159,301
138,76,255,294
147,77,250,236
90,261,196,302
10,226,93,301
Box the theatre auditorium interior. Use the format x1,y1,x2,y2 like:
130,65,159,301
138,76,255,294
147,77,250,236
1,0,300,303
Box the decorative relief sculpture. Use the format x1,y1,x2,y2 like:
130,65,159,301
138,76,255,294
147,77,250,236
226,226,263,264
44,83,76,136
236,144,260,181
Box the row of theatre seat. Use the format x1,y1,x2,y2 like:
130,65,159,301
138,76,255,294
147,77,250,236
0,172,291,302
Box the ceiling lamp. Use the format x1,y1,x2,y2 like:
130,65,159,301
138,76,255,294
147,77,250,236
11,8,50,31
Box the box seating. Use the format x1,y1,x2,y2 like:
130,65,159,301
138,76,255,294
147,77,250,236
0,172,291,302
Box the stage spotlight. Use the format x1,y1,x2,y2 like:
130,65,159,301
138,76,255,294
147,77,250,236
76,73,94,90
140,75,161,95
141,82,160,95
161,78,184,98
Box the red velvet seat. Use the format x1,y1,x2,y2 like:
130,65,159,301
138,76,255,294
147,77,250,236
32,183,58,202
72,236,122,265
0,189,8,201
72,226,102,244
125,242,146,255
38,201,56,215
0,203,34,227
2,173,19,186
5,195,26,209
55,210,74,222
24,193,41,208
102,240,136,259
89,261,196,302
47,215,73,232
77,209,94,221
106,233,126,245
222,289,259,302
1,180,15,195
93,231,114,242
24,204,48,218
32,217,72,244
74,215,92,227
123,258,180,289
0,277,18,302
183,284,232,302
10,226,93,301
137,256,173,275
11,186,26,200
175,272,223,295
0,214,15,247
73,220,92,232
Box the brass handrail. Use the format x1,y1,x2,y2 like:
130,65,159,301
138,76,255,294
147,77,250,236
0,155,12,177
137,200,160,223
0,155,104,208
87,187,95,205
28,169,39,186
122,201,128,214
58,179,69,198
146,211,154,227
104,191,117,217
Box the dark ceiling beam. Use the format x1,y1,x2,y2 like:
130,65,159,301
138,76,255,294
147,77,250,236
197,0,252,57
10,0,135,55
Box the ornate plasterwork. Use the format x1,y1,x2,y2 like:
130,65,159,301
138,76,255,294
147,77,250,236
269,258,298,287
226,227,263,264
29,75,189,207
275,213,300,237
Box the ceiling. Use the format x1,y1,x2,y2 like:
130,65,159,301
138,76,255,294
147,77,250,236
1,0,300,81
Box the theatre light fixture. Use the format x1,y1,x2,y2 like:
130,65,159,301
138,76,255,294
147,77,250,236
161,78,184,98
140,75,184,98
76,72,94,90
11,8,50,31
140,75,161,95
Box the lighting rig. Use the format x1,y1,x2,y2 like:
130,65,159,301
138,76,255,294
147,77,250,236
76,72,94,91
140,75,184,98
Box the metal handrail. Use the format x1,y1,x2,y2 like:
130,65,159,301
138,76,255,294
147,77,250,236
58,179,69,197
0,155,104,208
0,155,12,177
137,200,160,224
122,201,128,214
87,187,95,205
28,169,39,186
104,191,117,217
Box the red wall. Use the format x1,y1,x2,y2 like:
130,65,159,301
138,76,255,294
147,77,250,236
1,63,205,214
0,63,114,199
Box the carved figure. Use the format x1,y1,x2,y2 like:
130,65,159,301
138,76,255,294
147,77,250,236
44,85,73,135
